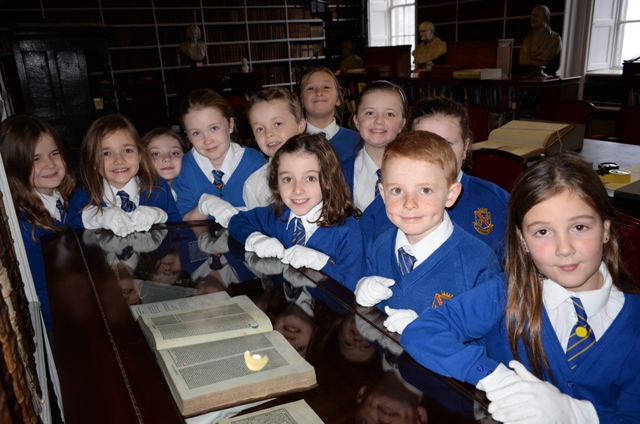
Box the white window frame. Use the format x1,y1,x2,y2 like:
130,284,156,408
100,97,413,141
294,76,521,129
367,0,415,47
389,1,415,51
586,0,639,71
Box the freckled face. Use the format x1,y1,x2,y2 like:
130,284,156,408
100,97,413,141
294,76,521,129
31,134,66,195
249,99,306,158
100,130,141,189
277,152,323,217
520,190,610,292
147,135,184,181
380,157,461,245
413,115,469,174
183,107,233,169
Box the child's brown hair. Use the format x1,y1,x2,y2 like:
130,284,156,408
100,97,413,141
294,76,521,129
246,87,305,124
142,127,189,152
268,133,360,225
299,66,346,124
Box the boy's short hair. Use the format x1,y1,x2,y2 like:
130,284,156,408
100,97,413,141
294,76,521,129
382,130,457,186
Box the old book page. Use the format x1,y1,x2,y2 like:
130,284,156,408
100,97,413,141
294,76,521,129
158,331,316,416
130,291,230,320
138,295,272,350
217,400,324,424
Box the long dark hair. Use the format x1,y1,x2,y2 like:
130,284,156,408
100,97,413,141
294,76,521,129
268,133,361,225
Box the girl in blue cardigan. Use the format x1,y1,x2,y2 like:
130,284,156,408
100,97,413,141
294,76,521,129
402,154,640,423
172,89,266,220
299,66,360,161
69,114,181,235
0,115,76,332
229,133,365,289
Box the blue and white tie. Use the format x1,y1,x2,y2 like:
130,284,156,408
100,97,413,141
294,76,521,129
397,247,416,275
55,199,66,223
374,169,382,198
212,170,225,191
566,297,596,369
292,217,306,246
117,191,136,212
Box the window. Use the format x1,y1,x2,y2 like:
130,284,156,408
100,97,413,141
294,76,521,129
390,0,415,51
587,0,640,71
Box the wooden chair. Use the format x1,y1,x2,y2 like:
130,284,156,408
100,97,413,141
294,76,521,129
470,148,527,193
467,104,489,142
615,104,640,145
553,100,595,133
620,213,640,279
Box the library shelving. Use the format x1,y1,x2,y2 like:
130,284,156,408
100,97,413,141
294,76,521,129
340,74,580,131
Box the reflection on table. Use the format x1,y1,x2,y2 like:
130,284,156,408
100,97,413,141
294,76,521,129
45,223,493,423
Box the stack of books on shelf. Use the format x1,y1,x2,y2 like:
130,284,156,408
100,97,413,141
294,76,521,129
431,65,465,79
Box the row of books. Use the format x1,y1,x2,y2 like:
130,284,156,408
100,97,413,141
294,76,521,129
104,10,155,25
204,9,246,23
111,28,158,48
110,51,161,71
248,24,286,41
289,23,324,39
156,9,200,24
157,27,187,45
205,27,248,43
254,64,290,86
247,8,286,21
211,44,249,64
290,43,324,58
250,43,289,62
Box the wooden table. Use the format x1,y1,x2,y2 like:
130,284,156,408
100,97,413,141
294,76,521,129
44,224,484,424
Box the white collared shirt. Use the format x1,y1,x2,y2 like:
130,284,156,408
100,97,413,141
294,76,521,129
286,201,323,244
456,169,463,183
103,177,140,208
394,212,454,268
37,189,65,221
543,262,625,351
192,142,244,184
243,160,272,209
353,148,379,211
306,118,339,140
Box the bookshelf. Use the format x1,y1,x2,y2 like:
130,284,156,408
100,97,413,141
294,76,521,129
340,74,580,131
0,0,327,122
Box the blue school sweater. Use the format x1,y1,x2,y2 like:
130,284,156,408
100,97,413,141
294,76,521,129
68,178,181,229
329,127,360,161
19,214,65,331
228,205,365,289
366,225,500,313
402,275,640,423
172,147,266,218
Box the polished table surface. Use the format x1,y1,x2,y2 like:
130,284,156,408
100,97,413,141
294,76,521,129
44,223,493,424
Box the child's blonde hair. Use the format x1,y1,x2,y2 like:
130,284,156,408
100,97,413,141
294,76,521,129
505,153,639,381
80,114,157,211
299,66,346,124
0,115,76,235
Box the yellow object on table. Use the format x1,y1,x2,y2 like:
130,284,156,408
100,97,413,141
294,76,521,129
600,164,640,190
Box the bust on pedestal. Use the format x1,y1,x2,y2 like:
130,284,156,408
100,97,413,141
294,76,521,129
519,5,562,78
412,22,446,71
339,41,364,74
179,24,207,65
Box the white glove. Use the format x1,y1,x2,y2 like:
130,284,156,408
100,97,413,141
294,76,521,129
383,306,418,334
354,315,403,355
282,245,330,270
99,207,135,237
245,232,285,259
130,206,167,232
131,230,167,252
198,230,230,254
244,251,287,275
198,194,239,228
97,233,132,252
476,362,522,392
283,265,316,288
487,360,599,424
355,276,395,307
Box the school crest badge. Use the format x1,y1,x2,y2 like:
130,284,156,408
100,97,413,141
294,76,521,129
431,291,453,308
473,207,494,235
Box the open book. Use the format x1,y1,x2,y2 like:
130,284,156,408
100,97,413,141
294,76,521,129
217,400,324,424
471,120,577,159
138,295,317,416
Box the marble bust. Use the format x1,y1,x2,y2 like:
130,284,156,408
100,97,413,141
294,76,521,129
179,24,207,62
339,40,364,73
412,21,446,69
519,5,562,76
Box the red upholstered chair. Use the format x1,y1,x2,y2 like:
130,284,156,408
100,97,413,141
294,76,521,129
615,104,640,145
620,213,640,279
467,104,489,142
470,148,527,193
553,100,595,133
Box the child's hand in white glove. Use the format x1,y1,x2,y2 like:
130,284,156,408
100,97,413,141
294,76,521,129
99,207,135,237
130,206,167,232
198,194,239,228
355,276,395,307
245,232,285,259
282,245,329,270
383,306,418,334
486,360,599,424
198,230,229,254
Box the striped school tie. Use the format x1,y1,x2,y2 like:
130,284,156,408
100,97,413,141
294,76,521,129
374,169,382,198
566,297,596,369
291,217,306,246
212,170,225,191
397,247,416,276
117,191,136,212
55,199,66,223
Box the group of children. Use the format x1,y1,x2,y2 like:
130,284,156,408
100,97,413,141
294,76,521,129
0,65,637,421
